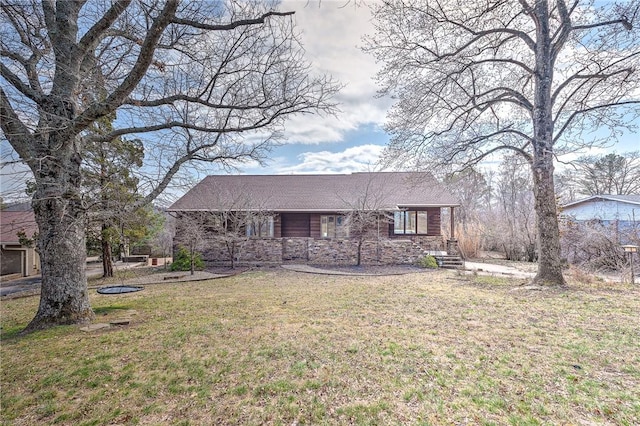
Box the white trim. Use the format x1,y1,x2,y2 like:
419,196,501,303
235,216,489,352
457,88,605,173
562,195,640,209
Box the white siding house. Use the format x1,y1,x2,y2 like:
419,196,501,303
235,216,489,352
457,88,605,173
561,195,640,224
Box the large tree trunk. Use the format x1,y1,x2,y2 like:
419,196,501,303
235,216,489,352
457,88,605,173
23,149,94,333
531,0,565,285
531,153,566,286
531,4,566,287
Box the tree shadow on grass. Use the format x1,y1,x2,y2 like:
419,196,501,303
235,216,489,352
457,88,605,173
93,305,132,315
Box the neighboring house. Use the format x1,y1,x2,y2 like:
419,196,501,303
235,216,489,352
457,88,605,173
561,195,640,225
561,194,640,246
168,172,460,266
0,210,40,277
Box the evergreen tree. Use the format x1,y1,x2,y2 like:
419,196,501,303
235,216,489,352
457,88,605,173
82,114,144,277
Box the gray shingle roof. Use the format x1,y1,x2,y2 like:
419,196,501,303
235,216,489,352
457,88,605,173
168,172,459,212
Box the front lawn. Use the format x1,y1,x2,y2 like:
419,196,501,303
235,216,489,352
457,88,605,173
1,269,639,425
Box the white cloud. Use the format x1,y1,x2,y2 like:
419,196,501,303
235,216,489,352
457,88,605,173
274,144,385,174
280,1,390,144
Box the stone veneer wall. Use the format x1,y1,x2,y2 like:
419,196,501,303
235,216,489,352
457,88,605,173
282,238,310,261
360,240,424,265
412,236,445,252
193,235,444,266
308,239,359,264
243,239,283,263
199,238,283,266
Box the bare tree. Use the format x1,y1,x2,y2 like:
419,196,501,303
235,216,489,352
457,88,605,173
493,155,537,261
208,209,273,269
173,185,272,269
562,152,640,198
444,168,492,227
442,168,492,257
173,212,207,275
215,189,274,269
151,213,175,271
342,175,392,266
1,1,338,331
365,0,640,286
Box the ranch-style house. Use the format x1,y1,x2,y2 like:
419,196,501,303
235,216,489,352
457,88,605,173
168,172,460,266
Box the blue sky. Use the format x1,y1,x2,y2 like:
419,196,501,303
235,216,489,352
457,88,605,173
238,2,394,175
1,1,637,203
235,1,638,176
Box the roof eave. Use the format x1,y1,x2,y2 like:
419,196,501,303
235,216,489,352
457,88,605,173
562,195,640,209
168,204,460,212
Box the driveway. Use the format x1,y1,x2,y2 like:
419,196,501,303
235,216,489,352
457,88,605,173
463,261,536,279
0,275,43,297
0,261,144,298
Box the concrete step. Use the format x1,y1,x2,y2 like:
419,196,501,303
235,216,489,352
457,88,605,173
434,255,464,269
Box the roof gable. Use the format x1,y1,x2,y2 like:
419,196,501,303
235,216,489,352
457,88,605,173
169,172,459,212
562,194,640,210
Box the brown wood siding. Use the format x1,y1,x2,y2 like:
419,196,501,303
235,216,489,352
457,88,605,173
281,213,311,237
310,214,321,238
274,214,282,238
427,207,441,236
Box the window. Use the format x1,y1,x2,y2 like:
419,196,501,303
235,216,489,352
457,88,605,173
394,210,428,235
246,216,274,238
321,215,349,238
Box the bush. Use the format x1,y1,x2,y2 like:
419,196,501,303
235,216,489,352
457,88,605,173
417,255,439,269
561,219,638,272
170,246,204,271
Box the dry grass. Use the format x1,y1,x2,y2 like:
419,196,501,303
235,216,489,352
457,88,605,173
1,269,639,425
456,222,485,259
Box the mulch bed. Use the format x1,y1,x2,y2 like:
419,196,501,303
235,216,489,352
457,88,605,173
306,264,428,275
207,264,428,276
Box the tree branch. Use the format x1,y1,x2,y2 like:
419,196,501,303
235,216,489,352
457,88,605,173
554,100,640,144
171,11,294,31
77,0,131,54
0,63,43,103
73,0,179,132
40,0,56,43
573,18,633,32
0,87,36,161
123,94,282,110
459,144,534,170
551,0,573,60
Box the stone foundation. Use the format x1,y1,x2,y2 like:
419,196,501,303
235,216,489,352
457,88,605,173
361,240,427,265
308,239,359,264
200,238,283,266
446,238,459,255
282,238,310,262
190,236,444,266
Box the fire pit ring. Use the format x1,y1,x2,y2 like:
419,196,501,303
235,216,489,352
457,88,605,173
97,285,144,295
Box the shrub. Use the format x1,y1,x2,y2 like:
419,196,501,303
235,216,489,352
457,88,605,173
561,219,639,272
170,246,204,271
456,222,484,259
417,255,439,269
